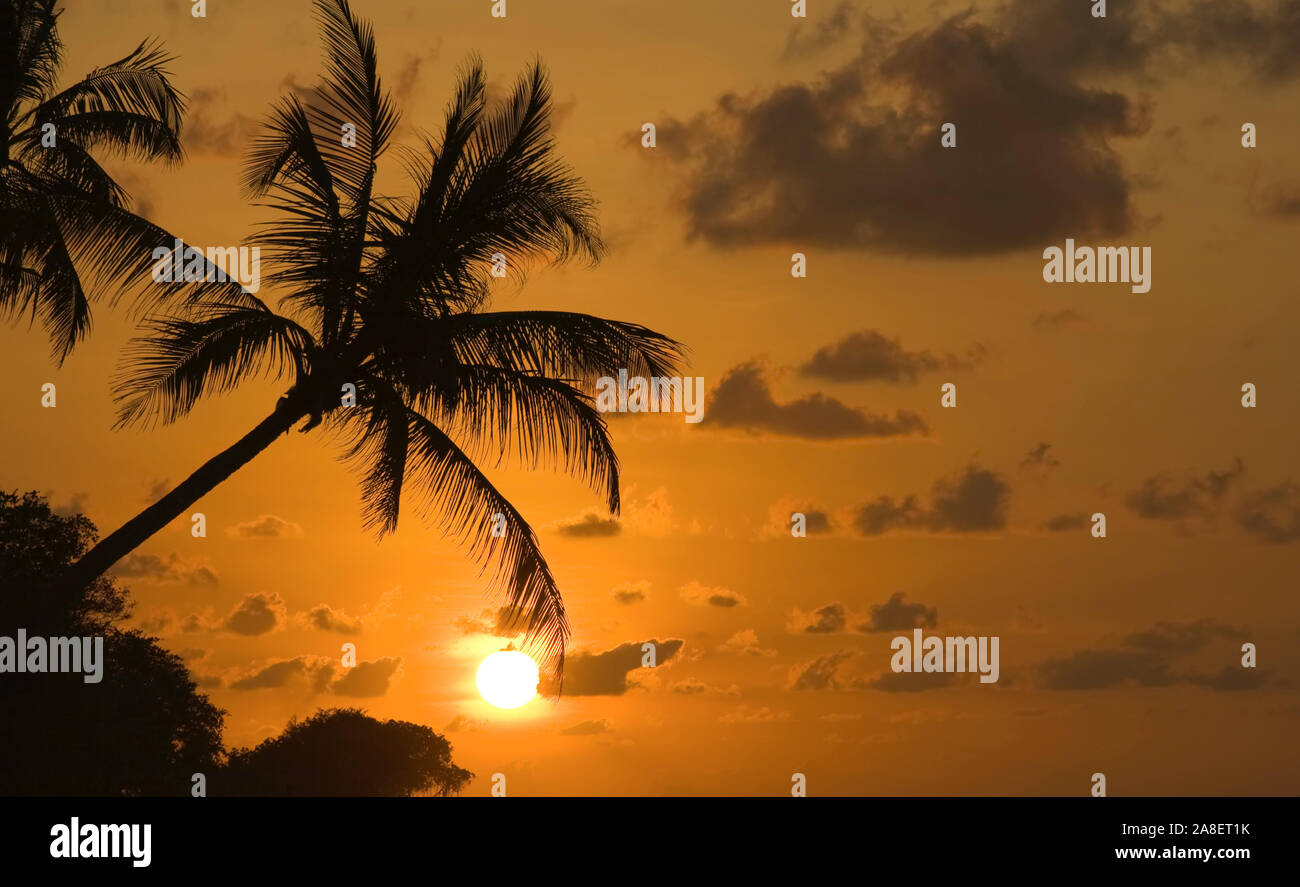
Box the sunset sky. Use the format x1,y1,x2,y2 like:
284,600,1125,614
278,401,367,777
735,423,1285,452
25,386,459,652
5,0,1300,795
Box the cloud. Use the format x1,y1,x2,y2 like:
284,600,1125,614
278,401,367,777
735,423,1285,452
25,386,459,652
658,2,1148,255
680,581,747,608
800,330,983,384
1038,619,1252,690
860,670,955,692
1254,180,1300,219
789,602,848,634
331,657,402,697
719,706,790,724
669,678,739,696
704,362,929,440
230,656,335,692
1125,459,1244,521
611,581,649,605
221,592,287,636
1020,442,1060,469
226,514,304,539
789,650,856,691
860,592,939,633
1043,513,1089,532
1152,0,1300,83
298,604,362,635
455,605,533,637
561,719,612,736
47,492,89,518
444,714,487,733
783,0,861,58
1237,481,1300,543
183,87,259,155
853,464,1010,535
542,639,684,696
556,511,621,538
110,551,218,586
1032,309,1088,329
1125,619,1237,655
717,629,777,657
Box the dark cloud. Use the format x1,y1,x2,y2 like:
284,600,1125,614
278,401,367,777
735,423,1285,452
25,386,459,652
859,592,937,633
1038,619,1255,690
221,592,286,636
799,330,983,384
1153,0,1300,83
611,581,649,604
803,603,847,634
111,551,218,586
1125,619,1237,655
859,670,954,692
1039,648,1175,690
299,604,362,635
331,657,402,697
1255,180,1300,219
230,656,334,692
783,0,862,59
444,714,487,733
1032,309,1088,329
1237,481,1300,543
789,650,855,691
556,511,622,537
455,605,533,637
1043,513,1089,532
853,465,1010,535
1125,459,1244,521
226,514,304,539
184,87,259,155
1020,442,1060,469
543,638,684,696
680,582,746,608
705,362,929,440
659,3,1148,254
561,719,612,736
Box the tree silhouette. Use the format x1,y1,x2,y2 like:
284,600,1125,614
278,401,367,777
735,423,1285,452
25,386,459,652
0,490,225,795
0,0,209,362
54,0,687,676
219,708,472,796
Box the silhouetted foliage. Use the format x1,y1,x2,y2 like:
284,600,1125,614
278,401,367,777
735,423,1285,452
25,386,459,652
0,491,225,795
220,707,472,796
0,0,205,363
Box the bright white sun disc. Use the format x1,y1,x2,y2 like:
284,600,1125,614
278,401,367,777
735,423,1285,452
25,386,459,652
476,651,539,709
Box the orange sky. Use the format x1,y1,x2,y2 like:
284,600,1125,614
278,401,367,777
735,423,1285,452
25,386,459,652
4,0,1300,795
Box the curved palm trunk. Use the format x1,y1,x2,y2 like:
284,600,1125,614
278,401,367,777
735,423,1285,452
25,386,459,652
54,398,309,596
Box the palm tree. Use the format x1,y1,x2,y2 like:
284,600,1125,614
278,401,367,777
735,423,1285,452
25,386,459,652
54,0,686,677
1,0,202,361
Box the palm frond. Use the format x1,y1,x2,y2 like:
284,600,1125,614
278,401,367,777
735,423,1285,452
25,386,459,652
112,300,315,429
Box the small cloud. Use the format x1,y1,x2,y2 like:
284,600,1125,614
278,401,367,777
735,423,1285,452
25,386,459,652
789,650,856,691
1032,309,1088,329
859,592,938,633
561,719,612,736
853,464,1010,535
331,657,403,697
444,714,488,733
541,639,684,696
680,581,747,608
226,514,304,539
221,592,287,636
611,580,650,604
556,511,621,538
1043,513,1089,532
719,706,790,725
717,629,777,657
1020,443,1061,469
229,656,335,692
703,362,930,441
111,551,218,586
799,330,984,384
788,602,848,634
297,604,363,635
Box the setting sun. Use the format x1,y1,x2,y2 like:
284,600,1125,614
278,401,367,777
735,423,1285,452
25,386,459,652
476,651,540,710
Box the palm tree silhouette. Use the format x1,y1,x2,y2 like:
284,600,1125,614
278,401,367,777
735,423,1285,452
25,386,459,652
1,0,200,361
54,0,686,674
